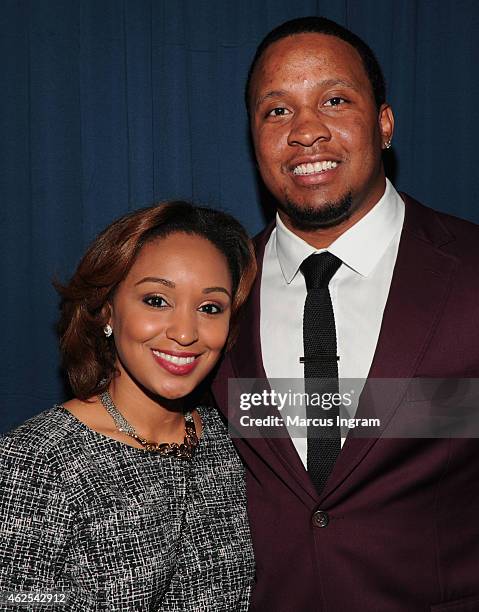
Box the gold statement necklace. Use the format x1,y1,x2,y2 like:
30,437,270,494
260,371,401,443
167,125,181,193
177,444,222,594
99,391,199,459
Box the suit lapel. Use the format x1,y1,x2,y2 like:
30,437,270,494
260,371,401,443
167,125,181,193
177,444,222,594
228,196,458,504
229,222,318,502
228,225,269,381
321,195,459,501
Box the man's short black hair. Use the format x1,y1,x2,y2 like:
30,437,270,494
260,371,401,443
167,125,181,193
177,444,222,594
245,16,386,114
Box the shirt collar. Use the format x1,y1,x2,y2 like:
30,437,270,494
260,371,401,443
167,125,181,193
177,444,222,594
275,178,405,284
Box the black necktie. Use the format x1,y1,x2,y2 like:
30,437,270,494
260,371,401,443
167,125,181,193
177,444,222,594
300,252,342,496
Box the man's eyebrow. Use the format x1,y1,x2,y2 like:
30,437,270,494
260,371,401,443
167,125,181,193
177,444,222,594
255,90,288,109
318,78,360,92
255,79,360,109
134,277,175,288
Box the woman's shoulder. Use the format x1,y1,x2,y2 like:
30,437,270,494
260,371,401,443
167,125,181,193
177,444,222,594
195,404,229,435
0,405,82,464
194,405,242,463
0,408,83,517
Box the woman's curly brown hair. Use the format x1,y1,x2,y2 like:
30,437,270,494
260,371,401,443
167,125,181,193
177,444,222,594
56,201,256,400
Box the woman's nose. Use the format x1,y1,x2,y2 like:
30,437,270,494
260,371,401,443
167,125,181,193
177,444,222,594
165,308,199,346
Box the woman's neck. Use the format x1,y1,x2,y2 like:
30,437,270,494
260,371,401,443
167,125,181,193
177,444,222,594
107,376,186,442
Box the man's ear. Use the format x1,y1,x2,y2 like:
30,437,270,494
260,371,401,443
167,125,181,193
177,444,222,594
378,103,394,149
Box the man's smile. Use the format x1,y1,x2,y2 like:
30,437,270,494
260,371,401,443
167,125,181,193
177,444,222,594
287,158,341,187
292,160,339,175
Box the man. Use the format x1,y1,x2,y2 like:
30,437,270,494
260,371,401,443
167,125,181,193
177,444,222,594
213,16,479,612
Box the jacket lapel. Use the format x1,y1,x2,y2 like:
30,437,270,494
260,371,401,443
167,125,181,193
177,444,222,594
321,195,459,501
228,224,270,381
229,222,318,502
228,195,458,504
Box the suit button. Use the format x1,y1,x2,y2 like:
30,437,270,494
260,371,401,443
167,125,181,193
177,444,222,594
312,510,329,528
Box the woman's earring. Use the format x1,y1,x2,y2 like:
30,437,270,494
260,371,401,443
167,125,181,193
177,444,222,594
104,324,113,338
384,140,392,149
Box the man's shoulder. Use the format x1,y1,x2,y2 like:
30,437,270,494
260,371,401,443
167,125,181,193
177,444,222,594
401,192,479,260
401,194,479,295
252,220,275,253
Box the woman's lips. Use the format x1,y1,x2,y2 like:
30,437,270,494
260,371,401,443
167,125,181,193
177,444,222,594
151,349,200,376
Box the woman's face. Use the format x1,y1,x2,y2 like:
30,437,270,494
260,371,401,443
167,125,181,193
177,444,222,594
109,232,232,400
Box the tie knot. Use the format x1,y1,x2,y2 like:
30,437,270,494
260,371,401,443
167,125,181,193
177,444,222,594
300,252,342,291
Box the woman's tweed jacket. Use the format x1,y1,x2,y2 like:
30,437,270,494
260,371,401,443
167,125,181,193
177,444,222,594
0,405,254,611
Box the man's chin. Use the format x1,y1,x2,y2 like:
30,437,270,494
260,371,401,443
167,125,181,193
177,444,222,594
279,192,353,231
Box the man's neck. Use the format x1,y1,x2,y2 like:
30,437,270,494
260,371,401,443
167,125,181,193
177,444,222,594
278,180,387,249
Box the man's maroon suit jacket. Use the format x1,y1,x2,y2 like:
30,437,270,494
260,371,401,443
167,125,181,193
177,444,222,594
212,195,479,612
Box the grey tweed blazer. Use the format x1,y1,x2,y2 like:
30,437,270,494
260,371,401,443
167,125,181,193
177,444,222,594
0,405,254,611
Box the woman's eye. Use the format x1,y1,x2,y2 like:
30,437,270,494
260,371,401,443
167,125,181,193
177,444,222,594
198,303,222,315
267,107,291,117
143,295,168,308
324,97,347,107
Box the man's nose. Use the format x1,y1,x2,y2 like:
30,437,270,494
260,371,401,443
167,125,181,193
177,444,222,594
287,108,331,147
165,308,199,346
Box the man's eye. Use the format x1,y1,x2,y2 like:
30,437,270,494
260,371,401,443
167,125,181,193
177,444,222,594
267,107,291,117
143,295,168,308
198,303,223,315
324,97,347,107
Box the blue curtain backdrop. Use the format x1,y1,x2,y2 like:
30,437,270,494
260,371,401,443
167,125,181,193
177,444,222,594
1,0,478,431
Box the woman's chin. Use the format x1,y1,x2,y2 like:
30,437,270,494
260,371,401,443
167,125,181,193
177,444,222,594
154,383,193,402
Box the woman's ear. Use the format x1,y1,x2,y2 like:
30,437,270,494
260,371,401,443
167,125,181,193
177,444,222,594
101,302,113,336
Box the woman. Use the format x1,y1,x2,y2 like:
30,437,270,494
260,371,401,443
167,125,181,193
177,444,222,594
0,201,256,611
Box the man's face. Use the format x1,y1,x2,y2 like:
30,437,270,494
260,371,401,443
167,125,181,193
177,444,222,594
249,33,394,231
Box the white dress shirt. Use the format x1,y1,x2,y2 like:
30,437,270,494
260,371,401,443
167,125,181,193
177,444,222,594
260,178,405,466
